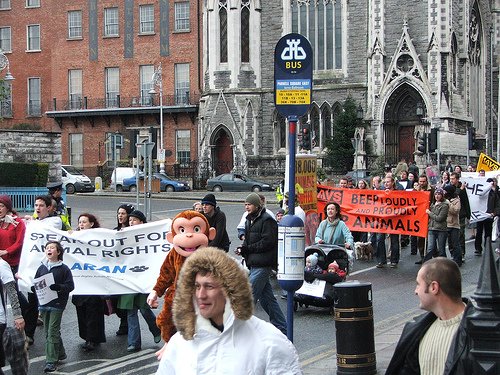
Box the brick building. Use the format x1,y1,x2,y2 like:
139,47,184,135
0,0,202,180
199,0,500,176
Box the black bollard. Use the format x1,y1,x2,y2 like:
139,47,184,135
333,281,376,375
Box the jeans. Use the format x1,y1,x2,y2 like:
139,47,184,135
447,227,462,265
127,308,160,348
475,217,493,253
374,233,400,264
249,267,287,335
424,230,447,261
40,310,65,364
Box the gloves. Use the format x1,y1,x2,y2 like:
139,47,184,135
49,284,62,291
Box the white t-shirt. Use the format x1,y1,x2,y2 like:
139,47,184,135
0,258,15,325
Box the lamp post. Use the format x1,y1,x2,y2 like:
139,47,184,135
149,63,164,173
0,50,14,81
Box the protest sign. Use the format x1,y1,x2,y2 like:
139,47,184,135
476,153,500,171
461,176,493,223
19,219,173,295
316,185,430,237
295,155,318,212
33,272,58,305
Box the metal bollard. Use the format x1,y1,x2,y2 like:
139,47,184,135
333,280,376,374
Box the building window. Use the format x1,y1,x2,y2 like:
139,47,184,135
27,24,41,51
26,0,40,7
68,69,82,109
28,77,41,116
176,130,191,166
219,0,228,63
104,7,119,36
139,4,154,34
174,2,190,32
105,67,119,107
241,0,250,63
0,0,10,10
174,63,190,105
0,81,12,117
0,27,11,52
69,133,83,169
140,65,154,105
68,10,83,39
105,132,121,162
291,0,343,70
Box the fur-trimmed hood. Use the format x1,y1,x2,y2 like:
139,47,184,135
173,247,254,340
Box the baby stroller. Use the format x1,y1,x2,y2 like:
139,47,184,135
293,244,351,313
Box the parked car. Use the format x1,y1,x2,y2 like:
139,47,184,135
61,165,95,194
206,173,272,192
122,172,190,192
110,167,136,191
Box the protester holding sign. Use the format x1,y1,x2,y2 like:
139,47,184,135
474,177,500,256
34,241,74,373
315,202,354,250
423,189,449,263
449,173,471,263
71,213,106,352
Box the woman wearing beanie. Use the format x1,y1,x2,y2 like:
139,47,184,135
201,194,230,252
0,195,26,274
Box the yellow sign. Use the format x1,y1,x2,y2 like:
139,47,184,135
295,155,317,212
476,153,500,171
276,90,311,105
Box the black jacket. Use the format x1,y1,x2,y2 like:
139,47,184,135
205,207,230,251
241,208,278,268
34,260,74,310
486,187,500,216
386,299,472,375
456,182,471,220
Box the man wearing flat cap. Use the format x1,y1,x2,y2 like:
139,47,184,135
474,177,500,256
47,182,71,231
201,194,230,252
238,193,287,335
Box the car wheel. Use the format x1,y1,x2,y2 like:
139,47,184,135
130,185,137,192
252,185,262,192
66,184,76,194
213,185,223,192
166,185,174,192
116,185,123,192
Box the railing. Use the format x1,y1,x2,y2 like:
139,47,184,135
48,93,200,112
0,187,66,213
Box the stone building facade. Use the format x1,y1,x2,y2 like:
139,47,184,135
199,0,499,177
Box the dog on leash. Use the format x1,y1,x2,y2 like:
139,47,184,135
354,241,374,261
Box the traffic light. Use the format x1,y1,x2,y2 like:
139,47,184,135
468,126,476,150
416,133,427,154
301,123,311,150
428,128,438,152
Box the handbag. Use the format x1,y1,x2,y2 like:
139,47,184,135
103,298,115,316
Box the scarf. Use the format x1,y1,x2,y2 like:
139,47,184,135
0,214,18,229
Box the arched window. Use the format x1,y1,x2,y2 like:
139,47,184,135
241,0,250,63
332,102,343,137
310,105,320,148
451,33,458,88
322,104,332,144
219,0,228,63
291,0,343,70
273,110,287,151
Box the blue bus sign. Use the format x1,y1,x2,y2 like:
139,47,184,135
274,33,313,117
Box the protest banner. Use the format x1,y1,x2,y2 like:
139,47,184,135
316,185,430,237
461,176,493,223
476,153,500,172
18,219,173,295
295,155,320,245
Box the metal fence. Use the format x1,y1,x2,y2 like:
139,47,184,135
0,187,66,212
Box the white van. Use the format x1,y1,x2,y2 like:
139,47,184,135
61,165,95,194
111,167,136,191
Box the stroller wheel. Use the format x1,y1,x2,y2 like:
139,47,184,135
293,301,298,312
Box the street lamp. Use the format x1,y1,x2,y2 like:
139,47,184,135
149,63,164,173
0,50,14,81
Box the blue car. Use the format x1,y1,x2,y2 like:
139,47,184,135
122,172,190,192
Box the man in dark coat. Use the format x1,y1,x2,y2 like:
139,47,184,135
201,194,230,252
449,172,471,262
386,258,471,375
238,193,287,335
474,177,500,256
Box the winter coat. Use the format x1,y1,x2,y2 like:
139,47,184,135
386,299,472,375
428,200,449,231
204,207,230,251
485,186,500,215
447,197,461,229
455,182,471,220
241,208,278,268
34,260,74,311
314,219,354,249
158,247,302,375
0,215,26,267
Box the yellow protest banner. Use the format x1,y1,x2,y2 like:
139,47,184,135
295,155,317,212
476,153,500,171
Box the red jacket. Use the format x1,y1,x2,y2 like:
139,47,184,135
0,216,26,267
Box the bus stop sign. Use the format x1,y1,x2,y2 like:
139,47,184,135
274,33,313,118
